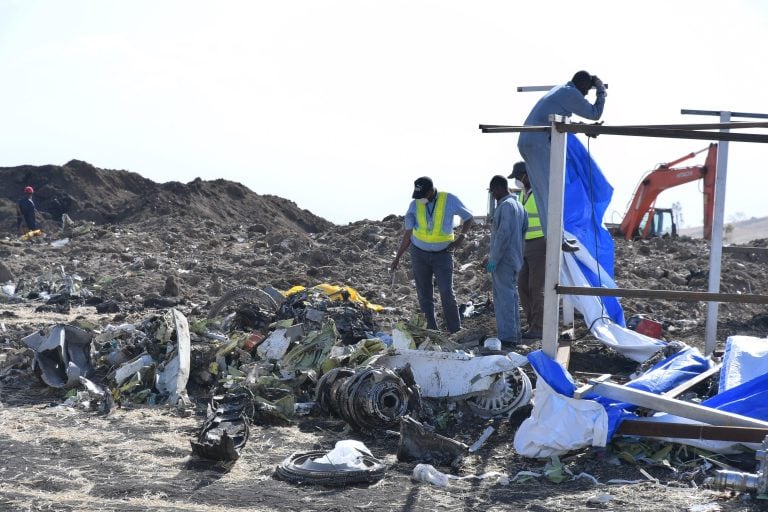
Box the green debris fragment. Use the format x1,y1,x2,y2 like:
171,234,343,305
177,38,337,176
215,338,240,358
189,319,212,336
543,455,569,483
282,320,337,373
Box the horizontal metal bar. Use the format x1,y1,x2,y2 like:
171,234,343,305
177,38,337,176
516,86,554,92
577,379,768,428
616,419,768,443
478,124,535,129
682,109,768,120
618,121,768,130
555,123,768,143
479,123,768,141
556,285,768,305
517,85,609,92
479,125,549,133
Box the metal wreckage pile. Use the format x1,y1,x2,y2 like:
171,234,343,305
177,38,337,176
5,279,533,487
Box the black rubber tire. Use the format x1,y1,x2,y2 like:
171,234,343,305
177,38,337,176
274,450,387,486
207,285,278,319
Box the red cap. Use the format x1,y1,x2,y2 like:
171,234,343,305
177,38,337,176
24,186,34,194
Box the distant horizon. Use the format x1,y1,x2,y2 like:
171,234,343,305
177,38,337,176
2,1,767,228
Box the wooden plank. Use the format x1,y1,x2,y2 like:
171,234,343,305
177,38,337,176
723,246,768,256
616,419,768,443
556,285,768,305
555,339,571,368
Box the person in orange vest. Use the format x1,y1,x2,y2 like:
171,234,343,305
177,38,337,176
510,162,544,339
390,177,474,333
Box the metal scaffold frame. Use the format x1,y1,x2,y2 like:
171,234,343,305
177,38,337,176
480,115,768,366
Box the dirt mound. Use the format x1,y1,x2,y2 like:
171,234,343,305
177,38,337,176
0,159,333,234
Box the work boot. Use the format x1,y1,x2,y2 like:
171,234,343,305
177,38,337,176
561,238,580,253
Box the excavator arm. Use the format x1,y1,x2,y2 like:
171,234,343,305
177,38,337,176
618,143,718,240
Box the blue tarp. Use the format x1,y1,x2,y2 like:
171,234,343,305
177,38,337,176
528,347,713,439
526,338,768,454
702,371,768,421
564,134,624,326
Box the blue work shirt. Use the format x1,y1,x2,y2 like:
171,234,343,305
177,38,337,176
489,194,527,270
404,192,473,252
523,81,606,127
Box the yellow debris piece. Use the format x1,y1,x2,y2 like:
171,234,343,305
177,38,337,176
20,229,44,240
282,283,383,312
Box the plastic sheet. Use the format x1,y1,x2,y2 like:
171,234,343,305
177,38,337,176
559,135,666,362
719,335,768,391
513,352,608,457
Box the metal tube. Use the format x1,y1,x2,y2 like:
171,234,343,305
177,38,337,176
704,111,730,355
541,116,568,361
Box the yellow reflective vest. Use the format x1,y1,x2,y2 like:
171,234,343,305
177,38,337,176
413,192,455,244
519,190,544,240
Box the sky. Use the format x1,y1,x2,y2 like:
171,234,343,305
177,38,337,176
1,0,767,229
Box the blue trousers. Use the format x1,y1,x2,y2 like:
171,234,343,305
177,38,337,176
492,260,521,344
410,245,461,333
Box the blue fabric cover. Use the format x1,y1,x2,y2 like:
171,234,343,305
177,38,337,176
564,134,624,326
528,347,714,439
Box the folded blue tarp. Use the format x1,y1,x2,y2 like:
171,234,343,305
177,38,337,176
564,134,624,326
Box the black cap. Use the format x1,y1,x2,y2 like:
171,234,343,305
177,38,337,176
412,177,434,199
509,161,527,180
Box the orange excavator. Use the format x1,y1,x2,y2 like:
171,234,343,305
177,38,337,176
611,143,718,240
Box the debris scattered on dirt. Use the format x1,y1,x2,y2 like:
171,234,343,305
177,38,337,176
1,161,768,511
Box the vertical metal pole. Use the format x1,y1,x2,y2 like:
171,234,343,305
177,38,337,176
562,297,575,327
704,112,731,355
541,116,568,360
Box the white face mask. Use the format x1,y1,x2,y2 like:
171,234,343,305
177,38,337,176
417,198,429,205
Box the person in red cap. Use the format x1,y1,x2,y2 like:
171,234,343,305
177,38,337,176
16,185,39,234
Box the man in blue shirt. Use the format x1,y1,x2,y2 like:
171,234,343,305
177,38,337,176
509,162,545,339
390,177,474,333
16,185,38,234
517,70,606,240
484,175,528,345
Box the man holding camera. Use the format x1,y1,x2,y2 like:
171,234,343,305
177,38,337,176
516,70,606,242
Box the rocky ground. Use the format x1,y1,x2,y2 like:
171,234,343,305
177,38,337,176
1,161,768,511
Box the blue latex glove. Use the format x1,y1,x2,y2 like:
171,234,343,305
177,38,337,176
486,261,497,273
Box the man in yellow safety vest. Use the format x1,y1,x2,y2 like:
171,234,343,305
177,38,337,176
390,177,474,333
510,162,545,339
